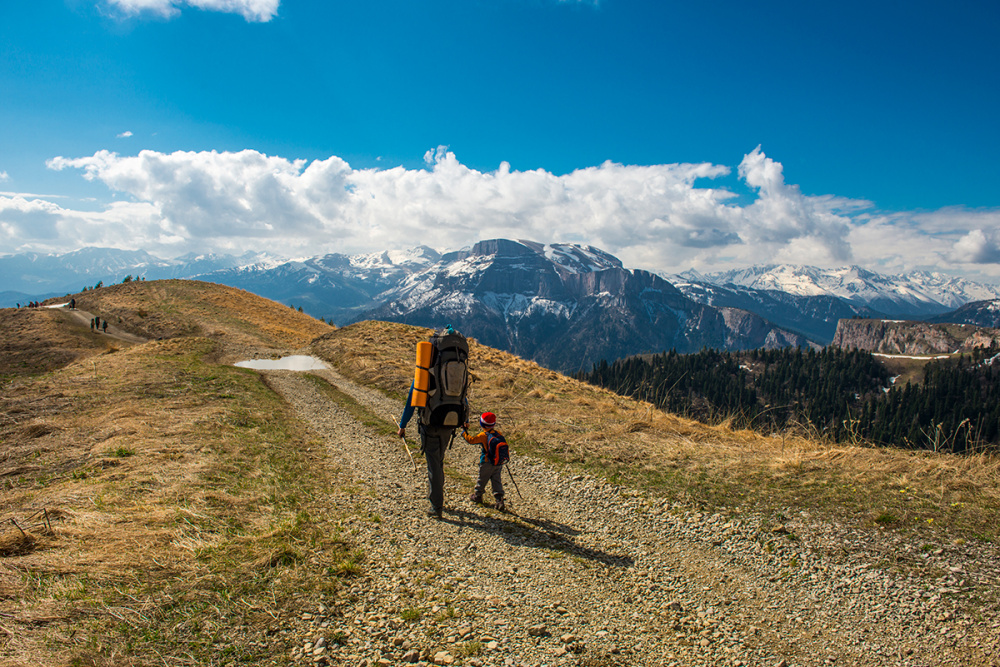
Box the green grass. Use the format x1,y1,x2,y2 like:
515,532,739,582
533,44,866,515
459,640,483,657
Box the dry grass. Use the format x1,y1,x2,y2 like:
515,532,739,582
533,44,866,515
877,354,949,386
0,307,122,381
57,278,333,352
314,321,1000,542
1,313,347,665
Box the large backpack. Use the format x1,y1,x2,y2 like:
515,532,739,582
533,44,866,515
484,431,509,466
415,329,469,429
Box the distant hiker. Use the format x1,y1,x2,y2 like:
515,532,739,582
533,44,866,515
90,318,95,332
69,298,76,310
94,316,101,332
462,411,509,512
397,326,470,519
102,320,108,333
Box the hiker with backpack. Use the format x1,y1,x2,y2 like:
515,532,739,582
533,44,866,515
462,411,509,512
397,326,470,519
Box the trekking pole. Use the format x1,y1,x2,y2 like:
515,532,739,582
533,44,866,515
505,463,524,500
389,411,418,473
399,434,417,473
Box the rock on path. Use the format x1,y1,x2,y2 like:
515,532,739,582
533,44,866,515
261,368,999,667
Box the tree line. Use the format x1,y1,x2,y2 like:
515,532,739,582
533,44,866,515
576,345,1000,454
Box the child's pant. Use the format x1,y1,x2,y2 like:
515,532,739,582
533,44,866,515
474,462,504,498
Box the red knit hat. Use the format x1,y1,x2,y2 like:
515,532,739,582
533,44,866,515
479,412,497,428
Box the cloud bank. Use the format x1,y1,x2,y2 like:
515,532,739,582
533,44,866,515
0,146,994,279
103,0,279,22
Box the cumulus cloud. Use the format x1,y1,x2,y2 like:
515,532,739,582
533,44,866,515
0,171,8,182
29,145,1000,279
736,146,855,263
117,131,133,138
44,147,745,262
838,207,1000,279
0,192,169,252
103,0,279,22
952,228,1000,264
0,196,64,242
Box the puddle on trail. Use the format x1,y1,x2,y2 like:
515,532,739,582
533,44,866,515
234,355,329,371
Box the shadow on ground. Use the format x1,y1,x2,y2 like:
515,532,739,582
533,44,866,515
439,507,633,568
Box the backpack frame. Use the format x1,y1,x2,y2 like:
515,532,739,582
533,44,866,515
419,330,470,429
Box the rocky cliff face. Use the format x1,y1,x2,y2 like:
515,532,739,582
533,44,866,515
831,319,1000,354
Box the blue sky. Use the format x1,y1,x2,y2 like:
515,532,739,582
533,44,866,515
2,0,1000,280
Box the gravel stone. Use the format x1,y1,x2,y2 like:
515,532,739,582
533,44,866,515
261,365,1000,667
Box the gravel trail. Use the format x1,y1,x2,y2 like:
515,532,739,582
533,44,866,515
261,368,999,667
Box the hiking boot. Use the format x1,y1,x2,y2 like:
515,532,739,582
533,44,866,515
468,492,483,504
494,497,506,513
427,506,443,519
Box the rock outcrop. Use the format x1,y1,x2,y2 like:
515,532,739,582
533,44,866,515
831,318,1000,354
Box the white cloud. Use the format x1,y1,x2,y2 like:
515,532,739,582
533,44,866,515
839,207,1000,279
0,171,8,182
0,195,64,242
103,0,279,22
44,147,742,261
30,146,1000,280
0,193,168,251
737,146,855,262
952,228,1000,264
117,131,133,138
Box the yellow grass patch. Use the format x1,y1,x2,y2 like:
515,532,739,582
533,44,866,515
63,278,334,351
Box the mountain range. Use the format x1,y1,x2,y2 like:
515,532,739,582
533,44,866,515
5,242,1000,370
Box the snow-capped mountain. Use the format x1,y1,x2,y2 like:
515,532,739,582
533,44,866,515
668,274,880,343
699,265,957,316
359,239,809,371
927,299,1000,329
192,247,442,322
681,264,1000,320
900,271,1000,309
0,248,171,295
7,242,1000,367
0,247,275,301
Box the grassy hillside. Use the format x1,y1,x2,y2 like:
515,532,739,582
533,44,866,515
0,307,118,381
2,285,998,665
56,279,333,351
1,281,342,666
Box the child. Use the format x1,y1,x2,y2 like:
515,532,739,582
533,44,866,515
462,411,509,512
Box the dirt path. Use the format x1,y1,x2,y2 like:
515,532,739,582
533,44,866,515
259,367,998,667
57,305,149,345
